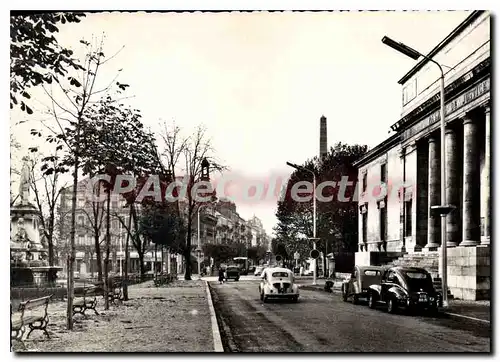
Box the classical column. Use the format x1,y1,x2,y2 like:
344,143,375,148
460,114,480,246
481,105,491,245
425,136,441,249
445,127,460,247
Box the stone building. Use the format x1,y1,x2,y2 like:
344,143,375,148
354,11,490,300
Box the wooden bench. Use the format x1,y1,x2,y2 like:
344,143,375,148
73,286,100,318
11,295,53,349
107,281,123,305
154,273,177,287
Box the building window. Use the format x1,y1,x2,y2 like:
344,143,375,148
362,173,367,192
78,215,85,227
78,235,84,246
361,204,368,243
379,200,387,242
380,163,387,184
78,198,85,208
405,199,412,237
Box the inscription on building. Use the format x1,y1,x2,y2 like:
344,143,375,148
404,78,490,140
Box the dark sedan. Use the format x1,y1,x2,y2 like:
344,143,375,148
367,266,442,314
225,266,240,281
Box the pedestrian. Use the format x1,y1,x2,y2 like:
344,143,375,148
218,267,225,284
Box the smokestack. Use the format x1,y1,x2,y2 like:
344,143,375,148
320,115,327,160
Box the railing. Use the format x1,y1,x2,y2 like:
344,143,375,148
10,274,156,309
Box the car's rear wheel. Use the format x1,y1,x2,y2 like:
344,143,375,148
368,292,376,309
235,278,239,281
352,294,359,305
387,298,397,314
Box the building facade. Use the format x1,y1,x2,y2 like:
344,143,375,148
354,11,490,300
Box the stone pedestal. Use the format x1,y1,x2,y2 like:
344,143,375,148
460,116,481,246
446,246,490,300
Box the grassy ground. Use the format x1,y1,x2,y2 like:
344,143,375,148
13,279,214,352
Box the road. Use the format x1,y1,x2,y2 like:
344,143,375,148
209,277,490,352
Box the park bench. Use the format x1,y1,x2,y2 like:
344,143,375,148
154,273,177,287
11,295,53,349
107,281,123,305
73,286,100,318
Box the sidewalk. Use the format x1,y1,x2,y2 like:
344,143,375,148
298,279,490,323
14,280,215,352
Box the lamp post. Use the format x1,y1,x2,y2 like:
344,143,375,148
382,36,455,308
286,161,317,285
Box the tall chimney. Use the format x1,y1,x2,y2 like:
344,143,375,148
320,115,327,160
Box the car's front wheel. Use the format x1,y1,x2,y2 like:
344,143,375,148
387,298,397,314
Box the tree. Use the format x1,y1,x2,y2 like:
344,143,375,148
29,153,66,265
274,143,368,268
202,243,238,266
10,12,85,113
157,124,226,280
246,245,267,264
29,38,129,330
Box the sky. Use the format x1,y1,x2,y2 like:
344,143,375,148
10,10,472,235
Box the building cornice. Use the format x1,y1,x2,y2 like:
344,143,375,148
353,133,401,168
398,11,485,85
391,57,490,133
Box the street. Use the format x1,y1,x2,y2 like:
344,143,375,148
209,277,490,352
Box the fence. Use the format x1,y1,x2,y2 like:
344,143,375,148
10,274,156,310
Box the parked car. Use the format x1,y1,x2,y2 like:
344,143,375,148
367,267,442,314
224,266,240,281
254,266,265,276
259,267,299,303
342,265,385,304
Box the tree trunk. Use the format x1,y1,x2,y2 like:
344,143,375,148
138,251,146,279
184,218,192,280
94,234,102,282
104,189,111,310
47,231,54,266
66,127,81,331
94,185,103,282
154,243,158,276
123,204,132,301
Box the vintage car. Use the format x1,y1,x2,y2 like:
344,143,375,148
367,266,442,314
259,267,299,303
341,265,385,304
224,266,240,281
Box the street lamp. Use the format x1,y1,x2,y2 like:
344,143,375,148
382,36,455,308
197,202,215,278
286,161,317,285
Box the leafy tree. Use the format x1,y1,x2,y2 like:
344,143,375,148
246,245,267,264
10,12,85,113
202,243,239,266
28,38,130,330
274,143,367,271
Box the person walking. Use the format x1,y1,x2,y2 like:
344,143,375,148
218,267,225,284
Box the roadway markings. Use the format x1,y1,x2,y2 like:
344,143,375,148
205,281,225,352
445,312,490,324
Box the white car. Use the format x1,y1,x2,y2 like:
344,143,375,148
259,267,299,303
